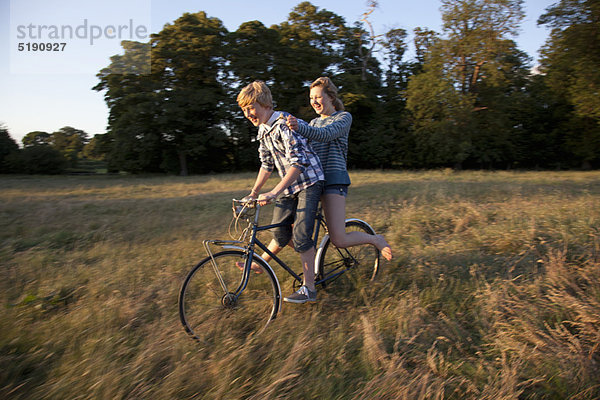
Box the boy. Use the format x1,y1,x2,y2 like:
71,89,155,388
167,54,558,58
237,81,324,303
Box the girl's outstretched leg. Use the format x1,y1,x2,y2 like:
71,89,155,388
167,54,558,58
373,234,393,261
322,193,393,260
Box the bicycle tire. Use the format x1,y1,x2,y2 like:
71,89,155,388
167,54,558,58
316,219,380,290
178,250,280,343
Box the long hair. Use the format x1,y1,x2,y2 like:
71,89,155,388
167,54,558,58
310,77,344,111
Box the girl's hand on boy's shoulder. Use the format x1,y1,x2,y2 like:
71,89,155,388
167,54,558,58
286,115,299,131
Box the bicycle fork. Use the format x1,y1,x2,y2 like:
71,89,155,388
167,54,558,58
202,239,281,310
203,239,252,307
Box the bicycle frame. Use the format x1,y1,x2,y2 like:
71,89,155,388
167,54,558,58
251,213,326,282
203,200,328,302
180,199,381,341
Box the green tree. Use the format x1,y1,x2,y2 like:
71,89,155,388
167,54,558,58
413,28,439,66
51,126,89,166
510,74,568,169
0,124,20,173
94,41,159,173
83,134,111,161
227,21,280,85
22,131,51,147
538,0,600,168
439,0,524,95
381,28,408,87
223,21,280,171
5,146,67,174
539,0,600,121
96,12,231,175
225,2,360,170
406,0,525,168
466,47,533,168
272,2,349,118
152,12,230,175
329,1,388,168
407,53,475,167
377,27,418,168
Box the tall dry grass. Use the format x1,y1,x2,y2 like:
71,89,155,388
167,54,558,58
1,170,599,399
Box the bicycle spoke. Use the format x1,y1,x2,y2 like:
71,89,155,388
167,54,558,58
317,220,380,292
179,251,279,343
321,259,347,275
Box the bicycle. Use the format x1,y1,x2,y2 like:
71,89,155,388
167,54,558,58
178,198,381,342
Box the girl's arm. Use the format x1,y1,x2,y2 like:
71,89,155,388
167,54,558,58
287,112,352,143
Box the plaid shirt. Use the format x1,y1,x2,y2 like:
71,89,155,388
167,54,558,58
257,111,324,196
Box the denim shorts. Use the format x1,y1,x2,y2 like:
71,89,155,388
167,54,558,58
323,184,348,197
271,181,324,253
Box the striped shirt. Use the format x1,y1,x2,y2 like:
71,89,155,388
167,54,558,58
296,111,352,186
257,111,324,196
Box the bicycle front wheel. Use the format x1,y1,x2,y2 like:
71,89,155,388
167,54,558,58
317,220,380,290
179,250,280,343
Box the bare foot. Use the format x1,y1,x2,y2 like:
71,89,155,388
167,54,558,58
235,261,263,274
374,235,393,261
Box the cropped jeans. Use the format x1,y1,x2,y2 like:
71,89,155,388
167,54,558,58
271,180,324,253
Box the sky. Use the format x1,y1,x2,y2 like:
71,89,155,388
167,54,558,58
0,0,556,145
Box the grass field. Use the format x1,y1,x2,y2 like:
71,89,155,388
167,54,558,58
1,170,599,399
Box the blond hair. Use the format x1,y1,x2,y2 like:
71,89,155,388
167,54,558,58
310,77,344,111
237,81,273,109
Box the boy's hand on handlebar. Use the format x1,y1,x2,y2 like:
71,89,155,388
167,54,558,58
257,192,276,206
242,189,259,202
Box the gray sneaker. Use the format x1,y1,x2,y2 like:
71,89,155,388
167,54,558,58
284,285,317,304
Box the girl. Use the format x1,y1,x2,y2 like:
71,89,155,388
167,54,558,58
287,77,392,261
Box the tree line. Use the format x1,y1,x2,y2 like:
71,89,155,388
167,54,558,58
2,0,599,175
0,126,97,174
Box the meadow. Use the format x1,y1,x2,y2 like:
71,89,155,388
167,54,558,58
1,170,599,399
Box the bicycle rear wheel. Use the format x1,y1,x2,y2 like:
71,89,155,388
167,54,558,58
316,220,380,290
179,250,280,343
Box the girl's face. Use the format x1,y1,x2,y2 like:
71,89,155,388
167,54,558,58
309,86,336,117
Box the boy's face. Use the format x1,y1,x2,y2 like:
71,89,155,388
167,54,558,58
241,102,272,126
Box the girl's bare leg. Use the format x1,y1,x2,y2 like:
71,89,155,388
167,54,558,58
322,193,393,261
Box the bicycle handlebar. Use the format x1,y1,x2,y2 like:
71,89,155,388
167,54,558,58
232,196,277,220
233,198,257,206
234,196,275,206
232,198,259,220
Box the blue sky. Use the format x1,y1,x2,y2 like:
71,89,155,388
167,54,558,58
1,0,555,144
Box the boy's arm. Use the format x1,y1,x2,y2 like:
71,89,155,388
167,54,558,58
246,138,275,200
258,166,302,205
246,167,272,199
